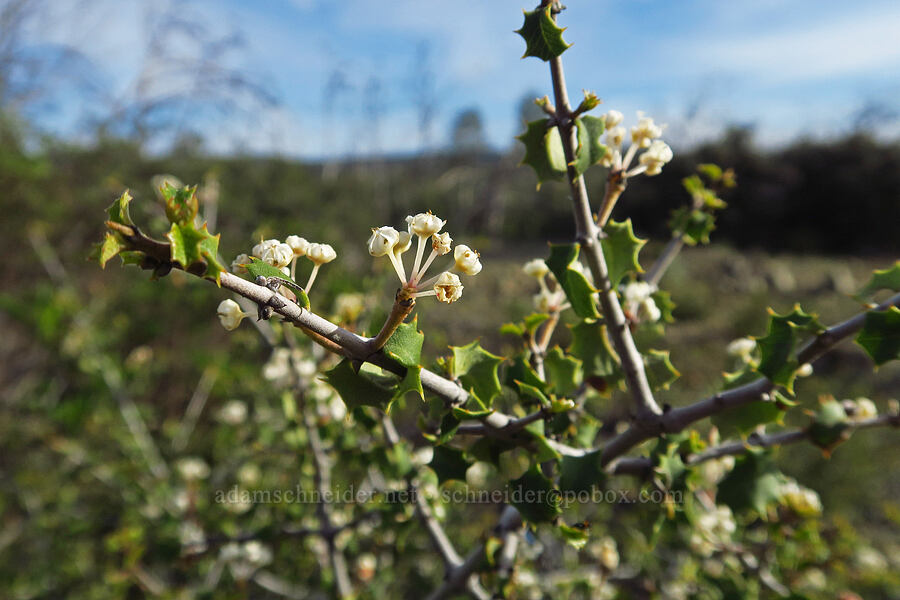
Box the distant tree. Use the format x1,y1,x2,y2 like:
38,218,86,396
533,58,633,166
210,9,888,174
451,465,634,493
450,107,486,152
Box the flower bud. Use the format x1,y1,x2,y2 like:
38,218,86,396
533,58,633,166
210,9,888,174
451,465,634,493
406,212,446,237
393,231,412,257
622,281,652,304
231,253,250,274
631,112,663,148
453,244,482,276
217,299,247,331
638,140,673,176
796,363,813,377
727,337,756,358
176,457,210,480
251,239,280,259
367,226,400,257
432,232,452,255
853,397,877,420
638,297,662,322
307,243,337,265
523,258,549,279
604,110,624,129
260,242,293,268
285,235,309,257
605,125,626,148
434,272,464,303
533,289,556,312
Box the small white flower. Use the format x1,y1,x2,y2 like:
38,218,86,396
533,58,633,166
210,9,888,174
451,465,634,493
217,299,248,331
355,553,377,582
727,337,756,359
780,480,822,516
597,536,619,571
638,140,673,176
853,397,878,420
393,231,412,257
631,112,664,148
307,243,337,265
453,245,482,276
217,400,248,425
251,239,280,259
263,348,291,382
604,110,624,130
285,235,309,256
796,363,814,377
638,297,661,322
605,125,626,148
368,227,399,257
431,232,452,255
523,259,549,279
533,289,559,313
243,541,273,567
406,212,446,237
231,253,250,274
260,242,293,268
434,272,464,303
176,457,210,480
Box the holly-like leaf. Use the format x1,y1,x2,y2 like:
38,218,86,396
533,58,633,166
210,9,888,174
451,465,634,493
524,420,562,462
558,449,604,494
545,244,599,319
451,341,504,410
669,207,717,246
98,232,126,268
717,450,785,517
544,347,581,397
515,381,549,406
516,119,567,188
161,182,199,225
808,397,850,453
384,317,424,368
428,445,471,485
712,400,784,438
514,5,571,62
106,190,135,227
324,360,395,412
650,437,687,491
569,320,621,381
856,306,900,366
856,262,900,300
644,349,680,391
509,464,561,523
601,219,646,288
568,116,608,178
166,222,225,284
504,355,546,391
394,365,424,403
754,305,824,393
558,522,589,549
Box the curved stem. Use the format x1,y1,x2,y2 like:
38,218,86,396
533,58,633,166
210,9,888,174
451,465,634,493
305,264,321,292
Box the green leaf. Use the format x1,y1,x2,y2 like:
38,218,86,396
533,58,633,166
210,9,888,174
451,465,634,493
509,464,562,523
712,400,784,438
808,397,850,451
98,232,126,268
516,119,566,188
650,437,687,491
515,381,549,406
545,244,599,319
696,163,723,181
505,355,546,391
601,219,646,288
384,317,424,368
558,523,589,549
544,347,581,397
669,207,717,246
755,305,824,393
451,341,504,410
243,258,310,309
394,365,424,403
428,445,472,485
644,350,680,391
569,321,620,380
324,360,395,412
166,222,225,284
161,182,199,225
106,190,135,227
856,262,900,300
717,450,784,517
514,5,571,61
856,306,900,366
558,450,604,494
568,116,608,178
524,420,562,462
451,406,494,420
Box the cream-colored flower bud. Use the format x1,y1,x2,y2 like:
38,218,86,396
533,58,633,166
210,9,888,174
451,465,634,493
432,232,452,255
217,299,247,331
406,211,446,237
533,289,555,313
434,272,464,303
307,243,337,265
854,397,877,420
605,125,626,148
285,235,309,257
251,238,280,259
231,253,250,274
597,537,619,571
260,242,293,268
631,112,663,148
623,281,652,304
367,226,400,257
355,553,377,583
244,541,273,567
393,231,412,257
727,337,756,358
604,110,624,129
176,457,210,480
523,258,549,279
639,297,662,322
796,363,813,377
638,140,673,176
453,244,482,276
217,399,248,425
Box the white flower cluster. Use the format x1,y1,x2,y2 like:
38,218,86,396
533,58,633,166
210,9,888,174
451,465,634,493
779,479,823,517
621,280,661,323
689,505,736,557
842,397,878,421
232,234,336,293
367,211,481,304
522,258,569,313
220,540,273,580
600,110,673,178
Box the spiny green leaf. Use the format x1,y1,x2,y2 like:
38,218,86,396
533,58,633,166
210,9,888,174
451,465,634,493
569,321,620,381
601,219,646,288
856,306,900,366
808,397,850,452
504,355,546,391
515,381,549,406
568,116,608,178
559,450,604,494
514,5,571,61
166,222,225,284
384,317,424,368
718,450,785,517
451,406,494,420
394,365,424,403
545,244,599,318
516,119,566,188
324,360,395,412
544,346,581,397
558,523,589,549
669,207,717,246
712,400,784,438
161,182,199,225
451,341,504,410
98,232,126,268
428,445,471,485
650,437,687,491
106,190,135,227
856,261,900,300
755,305,824,393
509,464,561,523
644,350,680,391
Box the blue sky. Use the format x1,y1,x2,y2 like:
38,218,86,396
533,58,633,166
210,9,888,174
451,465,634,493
24,0,900,157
